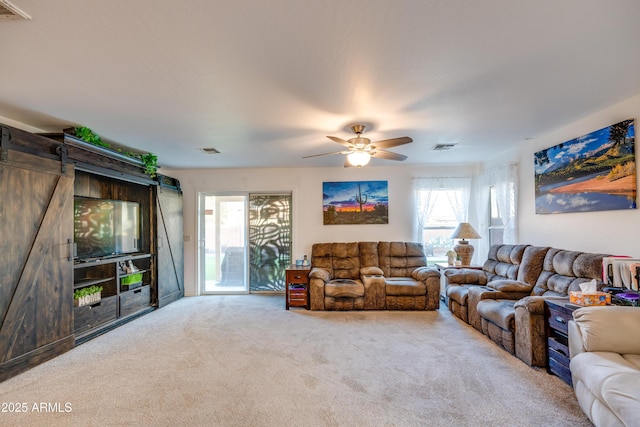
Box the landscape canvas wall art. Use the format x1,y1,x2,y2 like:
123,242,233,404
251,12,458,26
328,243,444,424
323,181,388,225
534,119,636,214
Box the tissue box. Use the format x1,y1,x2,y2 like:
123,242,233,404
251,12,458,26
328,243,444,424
569,291,611,306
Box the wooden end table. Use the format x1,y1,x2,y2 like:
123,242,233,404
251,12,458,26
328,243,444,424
286,265,310,310
545,299,580,385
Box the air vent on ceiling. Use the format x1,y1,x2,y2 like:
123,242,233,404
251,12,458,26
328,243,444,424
201,148,220,154
431,143,457,151
0,0,31,20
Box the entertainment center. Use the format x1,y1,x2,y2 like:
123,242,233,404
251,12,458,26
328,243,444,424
0,124,184,381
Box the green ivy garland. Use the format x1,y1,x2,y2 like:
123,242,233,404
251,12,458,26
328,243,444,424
74,126,158,178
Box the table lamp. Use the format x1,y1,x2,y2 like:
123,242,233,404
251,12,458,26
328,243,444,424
450,222,481,266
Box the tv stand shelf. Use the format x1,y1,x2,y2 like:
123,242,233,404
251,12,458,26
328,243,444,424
73,250,154,340
74,277,115,289
75,253,152,267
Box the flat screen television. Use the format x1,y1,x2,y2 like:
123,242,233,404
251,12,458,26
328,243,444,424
74,197,141,260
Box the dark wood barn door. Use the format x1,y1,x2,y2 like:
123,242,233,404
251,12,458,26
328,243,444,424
0,150,75,380
155,180,184,307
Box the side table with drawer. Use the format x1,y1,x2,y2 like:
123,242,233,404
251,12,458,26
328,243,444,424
286,265,310,310
545,299,580,385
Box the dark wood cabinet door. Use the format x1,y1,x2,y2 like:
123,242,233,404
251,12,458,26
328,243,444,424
155,181,184,307
0,150,75,380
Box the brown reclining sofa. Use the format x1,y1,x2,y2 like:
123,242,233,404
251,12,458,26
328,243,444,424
309,241,441,310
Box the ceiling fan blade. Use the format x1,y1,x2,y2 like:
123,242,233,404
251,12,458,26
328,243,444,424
327,136,352,147
373,136,412,149
303,150,345,158
372,150,407,161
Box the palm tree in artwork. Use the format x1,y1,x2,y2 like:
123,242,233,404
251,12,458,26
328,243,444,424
609,119,632,149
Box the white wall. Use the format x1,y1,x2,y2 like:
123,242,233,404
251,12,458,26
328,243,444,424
164,164,477,295
8,93,640,295
518,92,640,257
168,90,640,296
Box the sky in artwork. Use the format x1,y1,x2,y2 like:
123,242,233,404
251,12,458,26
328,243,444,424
323,181,388,212
534,121,635,175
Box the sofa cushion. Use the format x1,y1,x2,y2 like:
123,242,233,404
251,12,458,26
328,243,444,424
359,242,380,268
516,246,549,284
444,268,488,285
477,300,516,331
532,249,608,296
378,242,426,277
574,306,640,354
488,279,533,293
325,279,364,298
311,243,334,275
311,242,381,280
385,277,426,296
482,244,528,282
447,284,473,306
330,242,361,279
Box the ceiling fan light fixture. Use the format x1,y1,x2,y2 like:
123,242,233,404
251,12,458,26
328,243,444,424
350,136,370,148
306,124,412,167
347,151,371,167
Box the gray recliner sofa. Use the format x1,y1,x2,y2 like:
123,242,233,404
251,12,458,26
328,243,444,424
444,244,530,323
445,243,609,367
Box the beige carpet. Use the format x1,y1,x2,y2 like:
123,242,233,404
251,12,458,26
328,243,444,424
0,295,591,427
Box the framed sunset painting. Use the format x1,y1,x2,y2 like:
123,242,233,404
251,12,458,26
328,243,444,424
534,119,636,214
323,181,388,225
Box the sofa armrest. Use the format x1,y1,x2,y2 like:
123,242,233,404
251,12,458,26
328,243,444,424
412,266,440,282
572,306,640,354
489,279,533,293
308,268,330,310
361,266,384,276
568,320,585,359
361,273,385,310
444,269,488,286
513,296,568,367
309,267,331,282
514,295,568,314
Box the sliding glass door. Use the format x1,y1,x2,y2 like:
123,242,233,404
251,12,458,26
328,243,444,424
248,193,292,292
198,192,292,294
199,194,248,294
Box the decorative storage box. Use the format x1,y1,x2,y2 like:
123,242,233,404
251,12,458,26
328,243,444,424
121,273,143,291
74,291,102,307
569,291,611,306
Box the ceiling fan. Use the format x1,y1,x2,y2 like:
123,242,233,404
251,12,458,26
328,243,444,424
304,124,412,167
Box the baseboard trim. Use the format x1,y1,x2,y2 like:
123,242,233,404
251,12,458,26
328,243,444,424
0,335,75,382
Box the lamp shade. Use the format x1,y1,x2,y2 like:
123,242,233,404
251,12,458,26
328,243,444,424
450,222,481,266
450,222,481,240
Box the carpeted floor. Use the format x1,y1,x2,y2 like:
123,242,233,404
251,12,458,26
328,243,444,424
0,295,592,426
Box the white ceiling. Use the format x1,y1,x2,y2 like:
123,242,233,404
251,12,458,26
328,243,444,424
1,0,640,169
